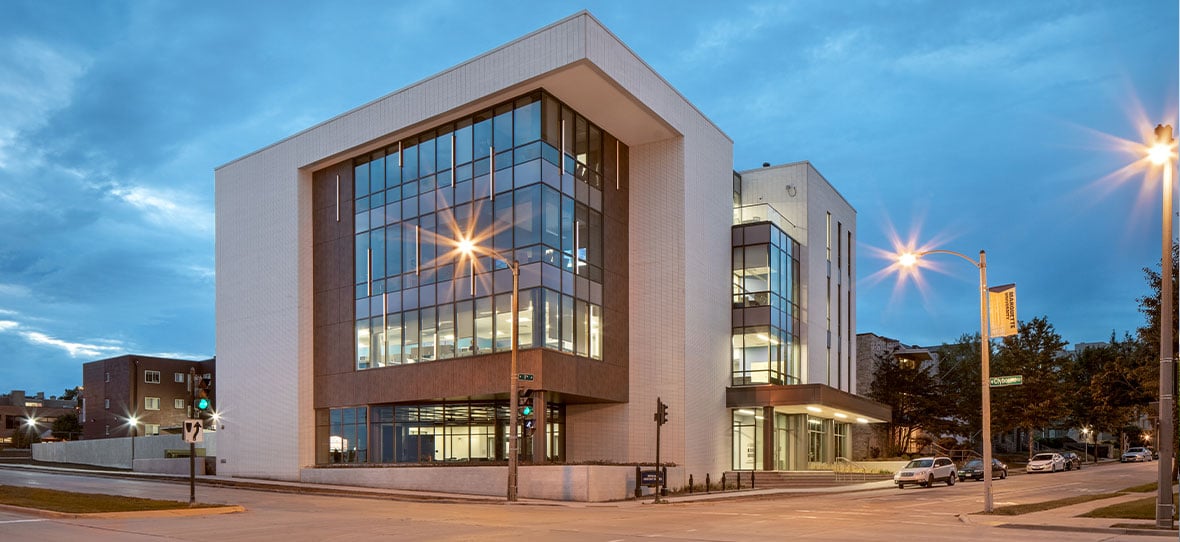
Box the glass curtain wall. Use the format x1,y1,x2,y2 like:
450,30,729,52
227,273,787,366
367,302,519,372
317,401,565,465
731,223,801,385
353,91,624,370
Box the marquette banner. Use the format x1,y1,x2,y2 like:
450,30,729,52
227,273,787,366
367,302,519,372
988,283,1018,338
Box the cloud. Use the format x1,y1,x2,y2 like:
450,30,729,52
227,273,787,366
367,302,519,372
0,318,123,358
0,38,88,170
682,3,793,62
107,183,214,234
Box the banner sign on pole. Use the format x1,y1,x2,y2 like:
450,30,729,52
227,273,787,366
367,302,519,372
988,283,1018,338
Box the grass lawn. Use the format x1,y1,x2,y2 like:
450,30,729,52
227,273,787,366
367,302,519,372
0,485,224,513
985,492,1124,515
1082,491,1179,520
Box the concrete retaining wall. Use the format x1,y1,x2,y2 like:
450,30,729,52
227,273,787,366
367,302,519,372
300,464,682,501
32,433,218,471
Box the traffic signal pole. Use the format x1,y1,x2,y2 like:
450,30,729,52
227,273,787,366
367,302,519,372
189,368,196,505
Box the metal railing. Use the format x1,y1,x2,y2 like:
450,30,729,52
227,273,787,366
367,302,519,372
832,457,870,481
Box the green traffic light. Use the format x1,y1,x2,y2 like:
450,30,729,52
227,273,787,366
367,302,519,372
521,405,533,416
196,397,210,411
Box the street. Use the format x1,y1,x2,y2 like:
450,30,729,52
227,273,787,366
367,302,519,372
0,461,1168,541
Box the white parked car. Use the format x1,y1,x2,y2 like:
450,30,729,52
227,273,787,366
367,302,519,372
1026,452,1065,473
894,456,956,489
1121,447,1153,462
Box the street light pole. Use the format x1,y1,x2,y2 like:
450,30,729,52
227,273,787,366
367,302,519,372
1151,123,1175,529
899,248,995,512
456,238,521,501
507,259,520,502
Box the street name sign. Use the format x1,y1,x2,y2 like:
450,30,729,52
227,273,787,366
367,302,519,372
989,375,1023,388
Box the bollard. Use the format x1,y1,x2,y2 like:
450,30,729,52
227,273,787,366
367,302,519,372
737,471,741,490
661,466,668,497
751,470,755,489
721,473,726,491
634,465,641,499
706,473,711,494
689,474,694,494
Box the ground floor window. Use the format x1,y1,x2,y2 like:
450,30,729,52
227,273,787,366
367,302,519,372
316,406,368,464
731,409,762,470
834,422,849,459
807,416,825,463
317,400,563,465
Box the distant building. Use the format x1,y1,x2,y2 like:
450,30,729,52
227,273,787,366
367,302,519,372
0,390,77,444
80,355,215,440
852,333,936,458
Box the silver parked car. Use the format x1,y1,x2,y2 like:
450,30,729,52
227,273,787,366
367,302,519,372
894,456,956,489
1026,452,1065,473
1121,447,1153,462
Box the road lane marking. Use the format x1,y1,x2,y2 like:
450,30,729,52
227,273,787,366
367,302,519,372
0,519,45,524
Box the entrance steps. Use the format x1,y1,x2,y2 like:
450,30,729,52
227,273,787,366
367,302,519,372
724,470,892,489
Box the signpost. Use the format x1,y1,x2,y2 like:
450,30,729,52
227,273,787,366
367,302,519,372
989,375,1023,388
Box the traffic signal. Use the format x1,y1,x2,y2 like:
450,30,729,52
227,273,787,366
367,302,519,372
655,398,668,426
519,389,535,436
194,374,212,413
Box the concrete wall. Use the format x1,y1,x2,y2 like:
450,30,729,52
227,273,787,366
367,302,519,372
300,464,682,502
32,433,217,470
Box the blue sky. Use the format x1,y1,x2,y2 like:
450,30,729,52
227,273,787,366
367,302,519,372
0,1,1176,395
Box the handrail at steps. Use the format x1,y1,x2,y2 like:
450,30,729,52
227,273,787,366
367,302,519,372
832,457,869,481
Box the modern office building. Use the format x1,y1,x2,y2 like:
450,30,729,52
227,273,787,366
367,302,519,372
80,355,216,441
215,11,887,499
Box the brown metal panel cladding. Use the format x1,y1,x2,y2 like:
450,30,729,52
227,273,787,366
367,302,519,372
313,238,355,293
315,347,627,408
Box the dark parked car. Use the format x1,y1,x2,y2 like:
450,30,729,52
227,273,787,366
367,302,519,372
1061,451,1082,470
956,458,1008,481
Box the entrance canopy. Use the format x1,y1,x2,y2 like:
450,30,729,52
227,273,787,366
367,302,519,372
726,383,890,424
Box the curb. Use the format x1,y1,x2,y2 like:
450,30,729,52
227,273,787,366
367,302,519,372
0,502,245,519
996,522,1178,538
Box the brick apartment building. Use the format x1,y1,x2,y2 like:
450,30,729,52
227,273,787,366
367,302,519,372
80,355,215,440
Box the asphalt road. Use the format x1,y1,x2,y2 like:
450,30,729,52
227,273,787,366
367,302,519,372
0,461,1167,541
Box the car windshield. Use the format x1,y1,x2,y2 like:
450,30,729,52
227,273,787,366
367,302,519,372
905,459,933,468
1127,448,1145,453
1032,454,1055,461
963,460,982,468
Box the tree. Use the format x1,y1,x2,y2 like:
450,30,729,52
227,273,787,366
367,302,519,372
51,412,82,440
1066,336,1148,449
934,334,984,447
1135,241,1178,481
60,387,79,402
10,424,40,449
868,350,948,456
991,316,1069,458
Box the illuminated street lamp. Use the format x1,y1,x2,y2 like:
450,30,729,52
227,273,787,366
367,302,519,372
898,248,996,512
455,237,521,502
128,415,140,467
1149,123,1175,529
1081,426,1093,464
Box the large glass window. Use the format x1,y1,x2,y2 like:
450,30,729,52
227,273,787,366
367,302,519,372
352,91,618,370
320,401,564,465
731,223,800,385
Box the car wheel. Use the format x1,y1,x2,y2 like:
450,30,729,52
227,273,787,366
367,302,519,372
947,475,955,487
898,483,905,489
1000,470,1007,479
1066,463,1072,471
925,474,934,488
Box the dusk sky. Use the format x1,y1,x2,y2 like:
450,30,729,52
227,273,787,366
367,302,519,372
1,1,1176,395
